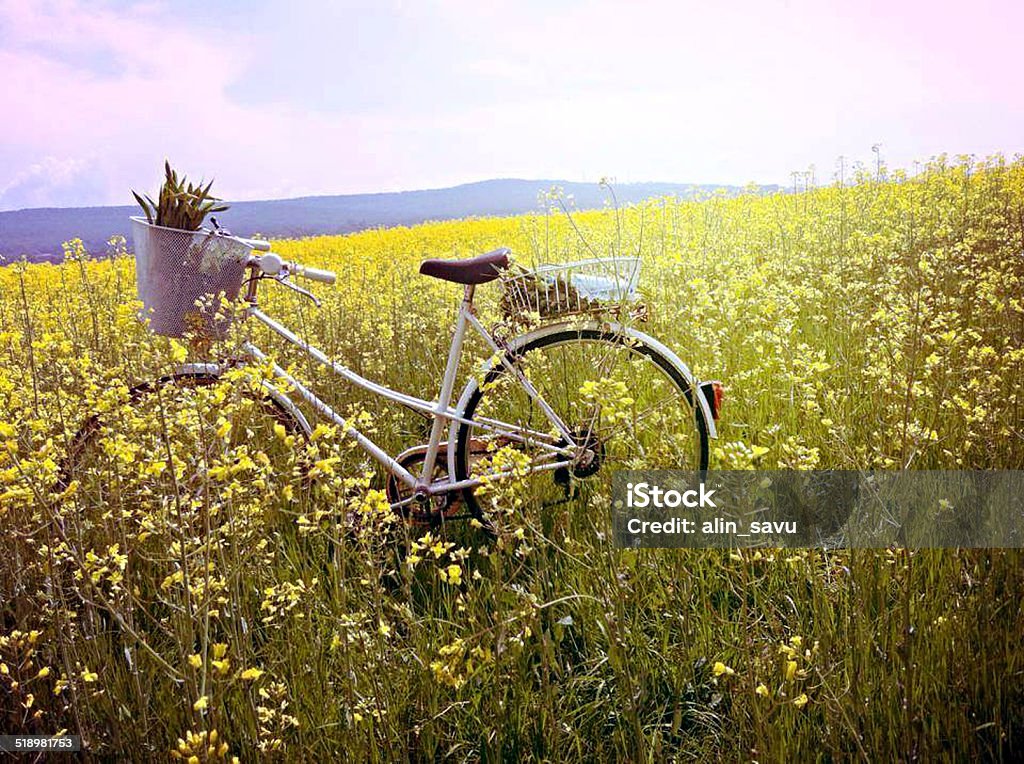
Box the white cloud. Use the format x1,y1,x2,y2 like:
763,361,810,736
0,0,382,208
0,156,97,209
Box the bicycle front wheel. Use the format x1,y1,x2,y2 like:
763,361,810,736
50,367,315,667
57,369,311,546
455,326,710,531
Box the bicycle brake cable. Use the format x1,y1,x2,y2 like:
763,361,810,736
273,275,322,307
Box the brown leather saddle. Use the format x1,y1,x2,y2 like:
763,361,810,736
419,247,510,285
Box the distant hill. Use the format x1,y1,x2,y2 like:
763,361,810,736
0,178,776,263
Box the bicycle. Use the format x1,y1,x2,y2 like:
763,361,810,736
59,217,721,533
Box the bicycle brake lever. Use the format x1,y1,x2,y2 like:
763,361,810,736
273,275,322,307
210,217,231,236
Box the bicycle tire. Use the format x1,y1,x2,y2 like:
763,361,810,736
454,327,710,525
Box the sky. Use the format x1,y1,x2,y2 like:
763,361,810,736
1,0,1023,211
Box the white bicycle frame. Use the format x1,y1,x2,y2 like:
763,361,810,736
185,251,717,510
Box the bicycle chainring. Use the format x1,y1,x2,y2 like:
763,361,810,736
386,444,461,525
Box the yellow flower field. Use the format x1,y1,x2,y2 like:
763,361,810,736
1,155,1023,759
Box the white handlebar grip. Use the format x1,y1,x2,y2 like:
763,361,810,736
296,265,337,285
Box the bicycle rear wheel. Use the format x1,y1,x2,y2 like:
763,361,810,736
455,326,710,532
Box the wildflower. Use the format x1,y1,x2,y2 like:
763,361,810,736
793,693,809,708
440,564,463,585
785,660,797,680
241,667,264,681
188,654,202,669
193,695,209,712
756,683,770,697
169,340,188,364
712,661,735,677
215,418,232,439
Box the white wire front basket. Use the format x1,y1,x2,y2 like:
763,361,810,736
130,217,251,338
499,257,645,322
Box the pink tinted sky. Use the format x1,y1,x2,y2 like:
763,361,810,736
1,0,1022,210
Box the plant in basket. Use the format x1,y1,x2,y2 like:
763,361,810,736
133,160,229,230
132,162,247,340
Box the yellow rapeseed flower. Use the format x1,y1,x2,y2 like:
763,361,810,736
169,340,187,364
442,564,463,585
712,661,735,677
785,660,798,680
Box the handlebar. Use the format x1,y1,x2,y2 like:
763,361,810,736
217,230,272,251
240,237,272,252
251,252,337,285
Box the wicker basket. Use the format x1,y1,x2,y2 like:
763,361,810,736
131,217,251,338
499,257,643,322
